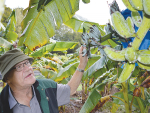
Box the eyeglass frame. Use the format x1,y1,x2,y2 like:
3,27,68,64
11,59,33,72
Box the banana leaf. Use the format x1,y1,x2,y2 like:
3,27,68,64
41,57,61,72
0,0,5,22
90,47,98,54
55,61,79,82
62,58,78,68
88,68,117,91
29,41,78,58
18,0,80,51
5,10,18,43
82,0,90,3
0,37,12,50
80,73,118,112
79,82,106,113
85,54,101,69
113,92,145,110
82,56,107,80
65,15,106,36
39,67,57,80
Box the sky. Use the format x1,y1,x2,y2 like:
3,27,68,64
5,0,127,25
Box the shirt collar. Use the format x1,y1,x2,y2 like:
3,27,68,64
8,85,35,109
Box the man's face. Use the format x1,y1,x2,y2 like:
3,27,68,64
7,59,36,88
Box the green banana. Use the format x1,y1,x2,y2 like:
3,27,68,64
137,62,150,71
143,0,150,15
122,0,137,11
126,17,135,35
111,11,131,38
138,50,150,55
129,0,143,10
138,55,150,65
131,11,142,27
104,46,126,61
125,47,137,63
118,63,135,83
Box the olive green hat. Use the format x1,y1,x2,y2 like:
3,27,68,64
0,49,33,82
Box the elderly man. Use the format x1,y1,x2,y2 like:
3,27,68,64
0,46,88,113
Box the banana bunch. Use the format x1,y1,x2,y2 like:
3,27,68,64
89,25,101,45
103,46,136,83
82,33,91,58
137,50,150,71
143,0,150,15
122,0,150,16
103,46,150,82
126,17,135,35
125,47,137,63
129,0,143,11
109,0,120,15
118,63,135,83
111,11,135,38
104,46,126,61
131,11,142,28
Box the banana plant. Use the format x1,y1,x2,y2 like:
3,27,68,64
78,0,150,112
18,0,90,51
4,10,18,43
0,0,5,22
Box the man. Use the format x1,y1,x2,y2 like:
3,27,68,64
0,46,88,113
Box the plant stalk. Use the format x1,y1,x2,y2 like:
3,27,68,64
122,81,131,113
132,14,150,50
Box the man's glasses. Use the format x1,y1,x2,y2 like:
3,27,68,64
12,60,32,72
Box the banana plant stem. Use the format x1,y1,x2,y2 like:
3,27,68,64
122,82,131,113
137,78,145,100
111,95,125,103
132,14,150,50
85,79,88,94
129,96,134,112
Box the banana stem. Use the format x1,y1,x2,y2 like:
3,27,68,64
135,97,145,113
111,95,126,103
129,96,134,112
122,82,131,113
137,78,145,100
132,14,150,50
100,33,113,43
85,79,88,94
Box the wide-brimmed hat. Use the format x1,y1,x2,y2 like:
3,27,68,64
0,49,33,82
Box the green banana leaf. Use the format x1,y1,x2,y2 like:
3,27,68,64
82,56,107,80
18,0,80,51
41,57,61,72
0,0,5,22
65,15,106,36
82,0,90,3
90,47,98,54
80,74,117,113
62,58,78,68
111,103,120,113
0,37,12,50
29,41,78,58
85,54,101,69
113,92,145,110
79,83,105,113
39,67,57,80
5,10,18,43
88,68,117,91
55,61,79,82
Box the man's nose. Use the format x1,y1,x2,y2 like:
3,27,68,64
23,64,31,71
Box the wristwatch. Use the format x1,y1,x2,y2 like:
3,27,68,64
76,67,84,72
